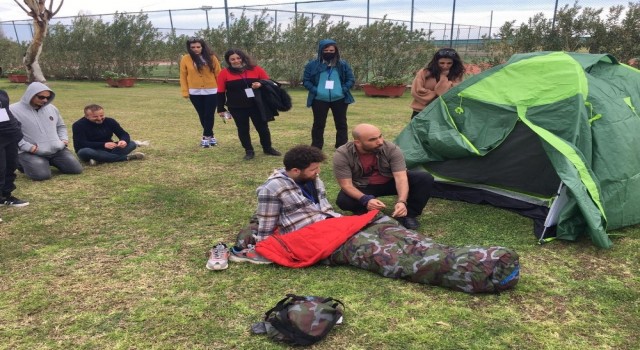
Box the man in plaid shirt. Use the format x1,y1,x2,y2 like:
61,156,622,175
229,145,341,264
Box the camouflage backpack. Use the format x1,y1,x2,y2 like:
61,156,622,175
251,294,345,346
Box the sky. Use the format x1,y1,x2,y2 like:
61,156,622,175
0,0,629,41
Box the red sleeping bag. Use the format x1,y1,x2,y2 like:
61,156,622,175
256,210,379,268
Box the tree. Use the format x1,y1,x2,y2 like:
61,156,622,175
13,0,63,83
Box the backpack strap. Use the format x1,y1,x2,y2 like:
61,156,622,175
318,297,346,314
263,294,306,321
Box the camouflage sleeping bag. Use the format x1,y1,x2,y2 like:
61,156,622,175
235,215,520,294
326,216,520,293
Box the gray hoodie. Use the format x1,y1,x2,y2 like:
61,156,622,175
10,82,69,155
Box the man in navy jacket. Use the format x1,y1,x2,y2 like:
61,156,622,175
72,104,144,165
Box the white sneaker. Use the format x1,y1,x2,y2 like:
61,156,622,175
206,243,230,270
89,159,98,166
209,136,218,146
133,140,150,147
201,137,210,148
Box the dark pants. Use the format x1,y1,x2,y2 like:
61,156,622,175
229,105,272,152
0,137,19,197
336,170,434,217
311,98,349,149
189,94,217,137
76,142,137,163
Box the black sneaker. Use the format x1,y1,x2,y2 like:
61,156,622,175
2,196,29,207
244,150,255,160
263,148,281,156
399,216,419,230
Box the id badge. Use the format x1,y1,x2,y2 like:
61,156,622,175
0,109,9,122
245,88,255,98
325,80,335,89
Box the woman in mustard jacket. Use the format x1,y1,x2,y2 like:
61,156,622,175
180,38,222,148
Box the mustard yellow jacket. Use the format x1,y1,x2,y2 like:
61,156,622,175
179,54,222,97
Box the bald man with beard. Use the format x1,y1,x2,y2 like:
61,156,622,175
332,123,434,229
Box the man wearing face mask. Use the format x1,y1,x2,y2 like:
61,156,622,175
302,39,355,150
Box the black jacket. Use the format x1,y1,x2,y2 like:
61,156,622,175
254,79,293,122
0,89,23,141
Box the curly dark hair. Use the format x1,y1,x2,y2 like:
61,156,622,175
186,37,216,73
223,48,256,73
424,48,465,82
283,145,326,171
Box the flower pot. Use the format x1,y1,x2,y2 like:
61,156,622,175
7,74,28,83
361,84,406,98
106,77,137,88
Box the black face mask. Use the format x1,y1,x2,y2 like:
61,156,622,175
322,53,336,61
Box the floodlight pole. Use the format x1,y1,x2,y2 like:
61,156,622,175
367,0,370,27
224,0,230,43
488,10,493,40
201,5,213,30
449,0,456,47
410,0,414,32
551,0,559,31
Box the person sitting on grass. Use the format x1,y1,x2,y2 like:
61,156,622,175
72,104,145,166
333,123,434,230
11,82,83,181
206,145,340,270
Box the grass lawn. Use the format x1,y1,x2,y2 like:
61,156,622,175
0,80,638,349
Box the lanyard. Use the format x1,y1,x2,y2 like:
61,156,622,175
327,66,334,80
240,71,250,88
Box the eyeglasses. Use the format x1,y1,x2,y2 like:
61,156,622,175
437,49,458,57
35,95,50,100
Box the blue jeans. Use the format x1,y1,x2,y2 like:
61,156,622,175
76,142,137,163
18,148,83,181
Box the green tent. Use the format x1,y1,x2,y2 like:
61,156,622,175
395,51,640,248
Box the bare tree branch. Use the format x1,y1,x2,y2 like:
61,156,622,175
12,0,30,14
51,0,64,17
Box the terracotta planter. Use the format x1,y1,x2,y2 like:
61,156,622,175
361,84,406,98
7,74,28,83
106,77,137,88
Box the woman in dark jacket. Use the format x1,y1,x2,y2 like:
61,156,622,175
302,39,355,150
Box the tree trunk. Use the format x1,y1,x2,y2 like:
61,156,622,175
13,0,64,83
24,19,48,83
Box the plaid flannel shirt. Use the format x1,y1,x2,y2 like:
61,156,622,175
256,169,341,238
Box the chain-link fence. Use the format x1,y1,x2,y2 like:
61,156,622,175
0,1,628,57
